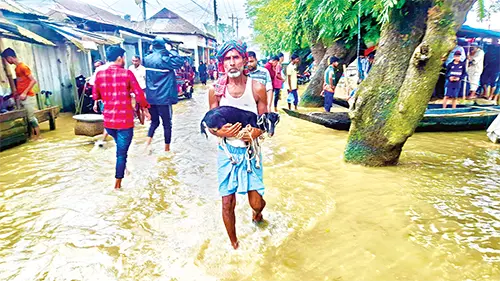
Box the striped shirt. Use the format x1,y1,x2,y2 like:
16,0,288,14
248,67,273,92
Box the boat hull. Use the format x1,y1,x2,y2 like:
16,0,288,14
283,106,500,132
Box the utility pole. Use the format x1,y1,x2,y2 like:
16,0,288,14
236,17,239,39
229,14,237,39
142,0,147,32
213,0,218,41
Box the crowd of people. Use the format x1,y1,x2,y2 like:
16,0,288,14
87,38,308,248
90,37,185,189
441,41,499,108
2,36,498,249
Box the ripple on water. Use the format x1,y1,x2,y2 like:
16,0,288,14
1,88,500,280
406,136,500,265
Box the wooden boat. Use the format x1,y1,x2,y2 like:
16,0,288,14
283,106,500,132
333,97,498,110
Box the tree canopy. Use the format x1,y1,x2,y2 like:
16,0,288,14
247,0,412,54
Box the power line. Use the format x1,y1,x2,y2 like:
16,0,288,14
188,0,212,14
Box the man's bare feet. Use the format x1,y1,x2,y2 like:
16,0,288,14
231,240,239,250
252,210,264,223
114,178,122,189
165,144,170,152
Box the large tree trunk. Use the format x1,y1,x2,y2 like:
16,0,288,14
344,0,476,166
310,40,326,65
300,41,354,107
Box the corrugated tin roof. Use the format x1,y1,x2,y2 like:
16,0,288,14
42,21,123,50
147,8,214,40
0,0,43,16
17,0,133,29
0,17,55,46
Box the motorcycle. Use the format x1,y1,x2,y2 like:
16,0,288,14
297,71,311,85
178,79,193,99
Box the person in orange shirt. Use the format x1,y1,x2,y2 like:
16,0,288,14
2,48,40,137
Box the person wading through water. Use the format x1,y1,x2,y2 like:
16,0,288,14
2,48,40,138
144,37,184,152
207,40,268,249
92,46,151,189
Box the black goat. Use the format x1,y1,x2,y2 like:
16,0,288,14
200,106,280,138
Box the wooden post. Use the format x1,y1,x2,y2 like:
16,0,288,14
66,45,78,112
49,108,56,130
87,50,93,75
138,38,143,59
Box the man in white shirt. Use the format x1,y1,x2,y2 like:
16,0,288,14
128,56,146,91
467,42,484,99
88,60,111,146
286,54,300,110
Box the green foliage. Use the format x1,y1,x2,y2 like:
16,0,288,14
247,0,409,54
247,0,489,55
477,0,499,22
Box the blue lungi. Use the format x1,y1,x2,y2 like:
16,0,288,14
217,142,265,197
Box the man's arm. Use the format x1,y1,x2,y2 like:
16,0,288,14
240,81,268,142
287,65,293,90
128,70,149,109
20,74,36,99
264,69,273,108
127,70,150,120
208,86,219,110
160,49,185,70
92,75,101,101
476,51,484,69
19,63,36,100
255,81,268,115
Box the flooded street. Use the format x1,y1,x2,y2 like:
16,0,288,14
1,86,499,281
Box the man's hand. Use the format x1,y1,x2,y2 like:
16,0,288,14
240,127,262,142
212,123,242,138
143,108,151,121
19,92,27,101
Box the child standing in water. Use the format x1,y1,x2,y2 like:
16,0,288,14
443,50,467,109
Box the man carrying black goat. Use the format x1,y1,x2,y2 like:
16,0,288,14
206,40,269,250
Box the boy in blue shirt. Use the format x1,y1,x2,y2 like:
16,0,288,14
443,51,467,109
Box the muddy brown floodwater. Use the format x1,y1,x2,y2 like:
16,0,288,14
0,85,499,280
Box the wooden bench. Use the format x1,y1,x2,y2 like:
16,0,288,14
0,110,28,151
0,106,60,151
34,106,60,130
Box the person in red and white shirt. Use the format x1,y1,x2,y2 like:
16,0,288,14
92,46,150,189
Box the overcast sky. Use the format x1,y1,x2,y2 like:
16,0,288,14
85,0,251,36
86,0,498,44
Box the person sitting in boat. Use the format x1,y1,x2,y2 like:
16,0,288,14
443,51,467,109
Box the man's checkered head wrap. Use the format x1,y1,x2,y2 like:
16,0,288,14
216,40,247,62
